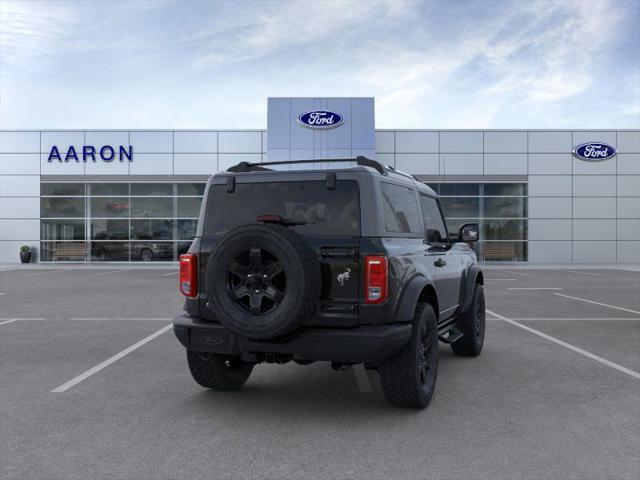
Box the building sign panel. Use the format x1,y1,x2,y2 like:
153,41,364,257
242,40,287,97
572,142,616,161
48,145,134,162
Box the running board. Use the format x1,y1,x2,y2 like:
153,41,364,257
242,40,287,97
439,325,464,344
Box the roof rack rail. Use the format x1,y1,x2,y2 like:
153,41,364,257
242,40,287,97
226,156,386,175
386,165,420,181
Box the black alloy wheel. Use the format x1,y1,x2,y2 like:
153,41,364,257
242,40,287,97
228,247,286,315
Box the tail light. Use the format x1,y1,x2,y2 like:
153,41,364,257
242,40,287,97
364,256,388,304
179,254,197,297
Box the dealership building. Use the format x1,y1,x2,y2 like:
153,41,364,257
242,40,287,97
0,97,638,264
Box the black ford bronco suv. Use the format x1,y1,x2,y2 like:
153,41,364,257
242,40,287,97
174,157,485,408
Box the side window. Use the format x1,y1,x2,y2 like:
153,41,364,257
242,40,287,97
380,182,421,234
420,195,449,244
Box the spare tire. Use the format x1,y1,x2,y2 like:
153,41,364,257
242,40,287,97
205,223,321,341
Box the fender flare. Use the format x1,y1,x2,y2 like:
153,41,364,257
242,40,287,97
394,275,436,323
459,265,483,315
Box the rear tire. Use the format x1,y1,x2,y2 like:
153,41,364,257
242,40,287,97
379,303,439,409
187,351,254,390
451,284,485,356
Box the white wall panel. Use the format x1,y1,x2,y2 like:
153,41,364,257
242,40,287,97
528,175,572,197
219,132,262,153
394,131,438,153
572,197,616,219
573,219,616,240
85,158,130,175
40,131,84,154
173,154,217,174
0,240,39,263
128,154,173,175
483,131,527,153
529,219,572,240
352,148,376,159
617,241,640,263
376,153,394,167
267,149,290,161
617,131,640,153
326,99,352,149
41,154,84,175
395,154,439,175
261,132,267,153
572,156,616,175
572,131,617,148
483,154,526,175
572,241,616,263
573,175,616,197
85,131,129,148
0,154,40,175
174,132,218,153
0,197,40,218
129,131,173,152
617,197,640,218
528,131,571,153
617,219,640,241
617,154,640,175
350,98,376,149
528,198,572,218
375,131,394,153
0,219,39,240
0,131,40,153
528,241,572,263
218,154,261,171
529,154,572,174
440,131,482,153
440,154,482,175
0,175,39,197
617,176,640,197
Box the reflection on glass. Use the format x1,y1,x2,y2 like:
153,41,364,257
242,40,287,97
177,220,197,240
177,183,206,196
484,197,527,218
91,220,128,240
438,183,480,196
479,241,527,262
41,198,85,217
90,183,128,196
440,197,479,218
41,220,85,240
177,197,202,217
131,219,173,240
91,241,130,261
41,183,84,196
131,183,173,196
131,242,174,261
482,219,527,241
91,197,130,217
130,198,172,217
484,184,527,196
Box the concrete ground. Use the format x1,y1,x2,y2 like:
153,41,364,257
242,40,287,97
1,265,639,480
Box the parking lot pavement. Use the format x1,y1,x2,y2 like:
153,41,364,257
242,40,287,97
1,266,639,480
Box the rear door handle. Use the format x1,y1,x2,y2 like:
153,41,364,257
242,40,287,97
434,258,447,267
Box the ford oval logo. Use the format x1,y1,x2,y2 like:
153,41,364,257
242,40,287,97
573,142,616,162
297,110,344,129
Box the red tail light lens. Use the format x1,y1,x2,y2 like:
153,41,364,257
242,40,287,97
365,256,388,304
179,254,197,297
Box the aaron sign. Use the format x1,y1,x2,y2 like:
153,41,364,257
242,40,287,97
48,145,134,162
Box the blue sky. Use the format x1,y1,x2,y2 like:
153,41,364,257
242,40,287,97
0,0,638,129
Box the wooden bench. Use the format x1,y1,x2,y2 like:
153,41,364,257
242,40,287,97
53,243,87,262
481,243,516,262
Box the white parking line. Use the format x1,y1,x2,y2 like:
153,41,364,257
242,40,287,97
23,270,59,277
0,319,19,326
504,317,640,321
162,271,178,277
353,364,372,392
51,324,173,393
70,317,172,321
562,270,603,277
502,270,532,277
485,278,518,281
487,309,640,380
507,287,563,290
554,293,640,314
91,270,127,277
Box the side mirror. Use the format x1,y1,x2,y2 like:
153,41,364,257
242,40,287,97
459,223,479,242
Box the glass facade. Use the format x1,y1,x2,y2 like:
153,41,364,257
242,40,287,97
40,182,205,262
428,183,528,262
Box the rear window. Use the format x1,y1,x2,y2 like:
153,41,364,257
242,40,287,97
380,182,421,234
204,180,360,237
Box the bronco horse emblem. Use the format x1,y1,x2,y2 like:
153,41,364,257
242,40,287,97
336,268,351,286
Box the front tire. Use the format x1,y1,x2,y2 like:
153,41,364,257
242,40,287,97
379,303,439,409
451,284,485,356
187,351,254,390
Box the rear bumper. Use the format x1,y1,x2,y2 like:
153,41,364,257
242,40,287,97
173,314,412,364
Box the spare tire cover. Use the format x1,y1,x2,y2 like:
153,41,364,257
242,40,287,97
205,223,321,341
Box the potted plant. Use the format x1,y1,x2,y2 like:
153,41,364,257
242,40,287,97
20,245,32,264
